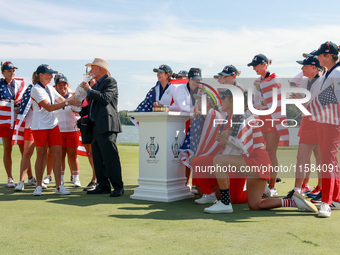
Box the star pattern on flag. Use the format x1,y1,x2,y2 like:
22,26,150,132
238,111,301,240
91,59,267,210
18,84,33,115
319,85,338,106
0,79,13,100
135,86,156,112
180,115,204,155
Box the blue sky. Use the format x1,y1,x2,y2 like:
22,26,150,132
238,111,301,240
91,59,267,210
2,0,340,110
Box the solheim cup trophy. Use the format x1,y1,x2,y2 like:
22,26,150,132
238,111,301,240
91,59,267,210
71,72,93,112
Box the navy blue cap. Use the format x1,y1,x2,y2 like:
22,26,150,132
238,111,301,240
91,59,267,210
311,41,339,56
177,70,188,77
188,68,202,80
36,64,58,74
296,56,321,68
247,54,268,67
1,61,18,72
214,65,238,79
153,64,173,76
55,75,68,85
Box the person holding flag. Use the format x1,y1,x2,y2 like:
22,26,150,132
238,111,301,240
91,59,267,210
283,56,323,200
309,41,340,217
0,61,27,187
203,89,317,214
248,54,289,197
14,83,41,191
135,64,177,112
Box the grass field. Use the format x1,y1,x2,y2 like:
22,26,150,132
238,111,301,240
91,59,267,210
0,144,340,255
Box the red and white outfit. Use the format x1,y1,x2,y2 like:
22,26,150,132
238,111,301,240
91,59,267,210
227,110,272,180
254,73,289,146
309,64,340,205
53,90,79,148
0,78,26,137
298,74,323,144
30,83,62,147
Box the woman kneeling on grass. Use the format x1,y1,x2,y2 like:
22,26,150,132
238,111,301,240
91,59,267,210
203,88,318,214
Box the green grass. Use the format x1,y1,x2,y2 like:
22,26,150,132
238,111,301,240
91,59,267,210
0,145,340,254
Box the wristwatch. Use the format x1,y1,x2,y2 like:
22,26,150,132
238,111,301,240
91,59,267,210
65,101,69,106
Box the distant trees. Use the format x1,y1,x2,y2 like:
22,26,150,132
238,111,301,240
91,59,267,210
119,110,134,125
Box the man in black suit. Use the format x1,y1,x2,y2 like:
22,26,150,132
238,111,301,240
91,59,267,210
80,58,124,197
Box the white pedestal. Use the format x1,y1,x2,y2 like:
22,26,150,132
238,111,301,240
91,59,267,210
128,111,194,202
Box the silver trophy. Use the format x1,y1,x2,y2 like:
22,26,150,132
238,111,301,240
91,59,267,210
71,73,93,112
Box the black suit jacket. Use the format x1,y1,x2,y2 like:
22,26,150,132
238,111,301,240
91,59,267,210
81,75,122,134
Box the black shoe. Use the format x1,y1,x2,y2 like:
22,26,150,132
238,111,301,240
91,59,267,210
110,188,124,197
87,186,111,194
283,189,295,199
311,191,322,203
83,181,98,191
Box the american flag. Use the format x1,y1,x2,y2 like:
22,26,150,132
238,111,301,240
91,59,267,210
195,109,228,157
12,84,33,145
228,111,265,157
309,84,340,125
0,78,25,130
135,85,156,112
260,73,289,146
179,114,205,168
77,131,88,157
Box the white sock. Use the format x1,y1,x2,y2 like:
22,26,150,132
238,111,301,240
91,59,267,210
294,187,301,193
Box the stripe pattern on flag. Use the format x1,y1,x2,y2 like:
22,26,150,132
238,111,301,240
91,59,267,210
228,111,265,157
77,132,87,156
309,84,340,125
260,73,289,146
12,84,33,145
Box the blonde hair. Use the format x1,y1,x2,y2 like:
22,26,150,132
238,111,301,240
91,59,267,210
32,71,40,85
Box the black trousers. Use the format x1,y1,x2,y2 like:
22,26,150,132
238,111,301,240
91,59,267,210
92,130,123,191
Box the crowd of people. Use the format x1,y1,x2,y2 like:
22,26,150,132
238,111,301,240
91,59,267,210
135,41,340,218
0,58,124,197
2,41,340,218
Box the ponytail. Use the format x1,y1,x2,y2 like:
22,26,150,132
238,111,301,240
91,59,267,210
32,72,39,85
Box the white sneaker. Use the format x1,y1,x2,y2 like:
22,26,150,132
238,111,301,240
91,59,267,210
27,177,37,186
7,177,15,188
331,201,340,210
318,202,331,218
33,186,43,196
204,200,233,214
43,175,51,184
41,183,47,189
14,181,24,191
73,179,81,187
292,191,318,212
268,186,278,196
195,193,217,204
56,185,70,195
73,175,81,187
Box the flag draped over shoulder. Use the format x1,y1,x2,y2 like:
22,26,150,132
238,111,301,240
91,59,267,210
228,111,265,157
179,115,205,168
260,73,289,146
12,84,33,145
309,84,340,125
135,85,156,112
0,78,26,130
195,109,227,157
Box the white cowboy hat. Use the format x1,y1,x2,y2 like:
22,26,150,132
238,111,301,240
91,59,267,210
85,58,111,76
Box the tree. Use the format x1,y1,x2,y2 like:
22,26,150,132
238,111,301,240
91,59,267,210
119,110,134,125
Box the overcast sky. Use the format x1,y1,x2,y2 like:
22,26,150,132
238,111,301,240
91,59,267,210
2,0,340,110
